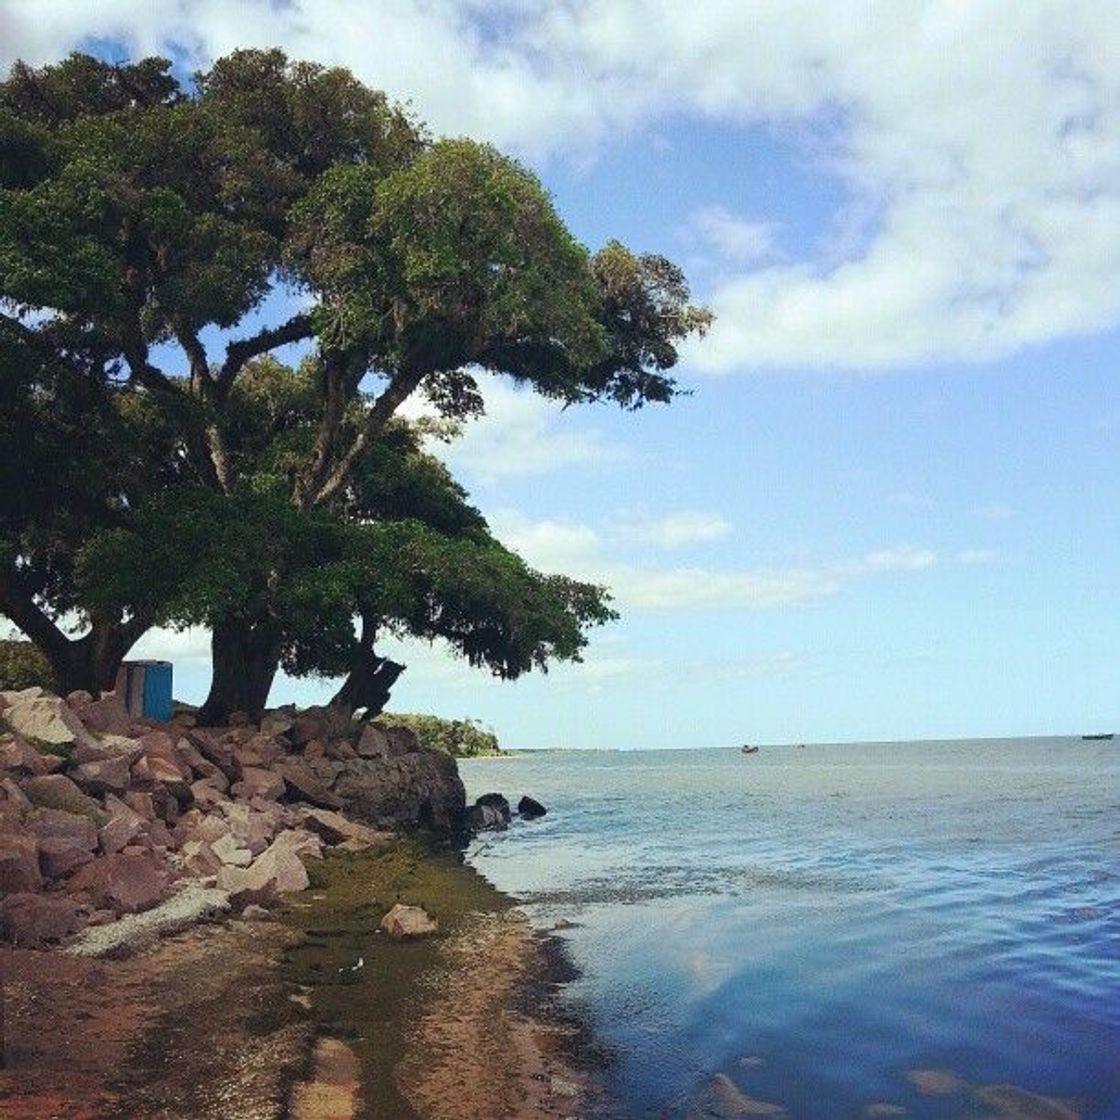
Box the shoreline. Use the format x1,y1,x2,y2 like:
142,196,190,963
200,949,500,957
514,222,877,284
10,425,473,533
0,840,595,1119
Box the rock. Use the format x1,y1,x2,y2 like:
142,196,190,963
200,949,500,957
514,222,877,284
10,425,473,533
173,737,221,779
0,892,83,945
295,807,393,848
99,795,148,854
468,792,511,832
518,795,548,819
71,734,142,765
1,777,31,812
686,1073,784,1118
179,838,223,877
550,1076,580,1098
332,748,466,834
260,709,295,737
216,829,313,905
0,734,61,775
275,759,344,809
190,777,228,811
70,691,131,736
185,728,242,782
190,813,231,845
288,705,354,747
0,830,42,891
38,835,95,879
241,903,271,921
355,723,391,759
222,803,276,854
231,765,286,802
65,690,94,707
26,806,99,849
467,802,508,831
68,851,171,914
137,731,193,793
2,694,89,746
123,791,156,820
211,832,254,867
73,754,132,794
380,903,438,940
23,774,106,823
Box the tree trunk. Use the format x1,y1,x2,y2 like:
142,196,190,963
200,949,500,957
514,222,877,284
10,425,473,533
329,653,404,718
197,615,282,725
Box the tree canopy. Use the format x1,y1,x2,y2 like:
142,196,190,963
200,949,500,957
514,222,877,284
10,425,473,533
0,49,711,717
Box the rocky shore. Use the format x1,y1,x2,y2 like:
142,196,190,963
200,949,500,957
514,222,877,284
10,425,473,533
0,686,588,1118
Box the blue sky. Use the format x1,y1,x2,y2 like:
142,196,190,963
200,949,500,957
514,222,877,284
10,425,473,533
3,3,1118,747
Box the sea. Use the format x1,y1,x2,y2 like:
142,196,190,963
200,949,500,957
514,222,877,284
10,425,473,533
460,738,1120,1119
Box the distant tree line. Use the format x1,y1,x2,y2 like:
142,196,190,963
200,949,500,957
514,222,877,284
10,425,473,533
377,712,502,758
0,50,710,722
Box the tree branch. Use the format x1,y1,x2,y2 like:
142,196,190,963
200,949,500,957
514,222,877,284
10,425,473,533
218,312,313,393
300,366,423,510
0,569,75,666
174,326,235,493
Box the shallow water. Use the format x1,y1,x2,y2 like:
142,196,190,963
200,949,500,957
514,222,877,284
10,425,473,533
461,739,1120,1118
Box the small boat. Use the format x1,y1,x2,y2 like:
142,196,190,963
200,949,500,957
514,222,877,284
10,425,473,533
740,744,759,754
1081,732,1114,741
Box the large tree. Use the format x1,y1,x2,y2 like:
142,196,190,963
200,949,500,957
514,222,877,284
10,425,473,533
0,50,710,714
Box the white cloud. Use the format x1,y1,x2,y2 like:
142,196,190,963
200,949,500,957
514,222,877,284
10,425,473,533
688,205,780,264
491,509,935,613
415,381,625,482
976,503,1015,523
4,4,1118,371
130,626,211,662
616,511,733,549
957,548,997,566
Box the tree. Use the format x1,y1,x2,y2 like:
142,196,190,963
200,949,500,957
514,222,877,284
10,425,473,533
0,50,710,714
79,362,618,719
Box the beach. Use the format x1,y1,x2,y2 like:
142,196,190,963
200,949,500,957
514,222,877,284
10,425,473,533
0,841,590,1119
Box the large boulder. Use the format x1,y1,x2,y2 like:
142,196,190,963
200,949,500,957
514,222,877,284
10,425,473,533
274,759,344,809
467,792,511,832
69,691,131,736
38,835,95,879
518,795,548,819
216,829,317,905
23,774,106,823
295,807,394,849
380,903,437,940
231,765,285,802
0,734,61,775
68,851,172,914
0,830,41,892
0,892,83,945
99,795,149,854
73,754,133,794
2,693,89,747
332,748,466,834
185,728,241,782
288,705,353,747
26,807,99,850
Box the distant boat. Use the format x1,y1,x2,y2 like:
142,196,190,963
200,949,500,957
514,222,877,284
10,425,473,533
741,744,759,754
1081,732,1114,741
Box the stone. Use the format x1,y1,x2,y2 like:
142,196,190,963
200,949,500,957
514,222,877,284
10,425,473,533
73,754,132,794
2,694,88,746
0,778,31,812
332,748,466,834
355,722,391,759
123,791,156,820
38,835,95,879
211,832,254,867
231,765,286,802
275,760,344,809
191,813,231,845
241,903,271,921
0,735,61,775
216,830,313,905
380,903,438,940
70,691,131,736
324,738,357,762
179,838,223,877
0,830,42,891
71,734,143,766
468,792,511,832
139,731,193,784
0,892,83,945
68,851,171,914
296,807,393,848
288,705,353,747
65,690,94,707
260,709,294,737
686,1073,784,1119
384,725,419,756
190,777,229,811
173,737,220,778
23,774,106,823
99,795,148,854
518,795,548,819
186,728,241,782
222,804,277,855
26,806,99,849
302,739,326,762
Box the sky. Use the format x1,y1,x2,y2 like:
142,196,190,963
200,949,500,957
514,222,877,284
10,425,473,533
2,2,1119,748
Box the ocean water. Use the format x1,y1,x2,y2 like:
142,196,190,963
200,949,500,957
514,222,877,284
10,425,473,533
460,739,1120,1119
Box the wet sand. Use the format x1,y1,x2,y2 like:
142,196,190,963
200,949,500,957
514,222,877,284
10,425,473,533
0,843,590,1119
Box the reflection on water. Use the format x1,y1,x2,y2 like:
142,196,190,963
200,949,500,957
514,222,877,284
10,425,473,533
461,739,1120,1118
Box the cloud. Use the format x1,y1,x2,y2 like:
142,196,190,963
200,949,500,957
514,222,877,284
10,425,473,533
957,548,997,566
491,509,935,613
5,4,1118,372
688,205,781,264
976,503,1015,523
414,380,625,482
616,511,733,549
130,626,211,662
